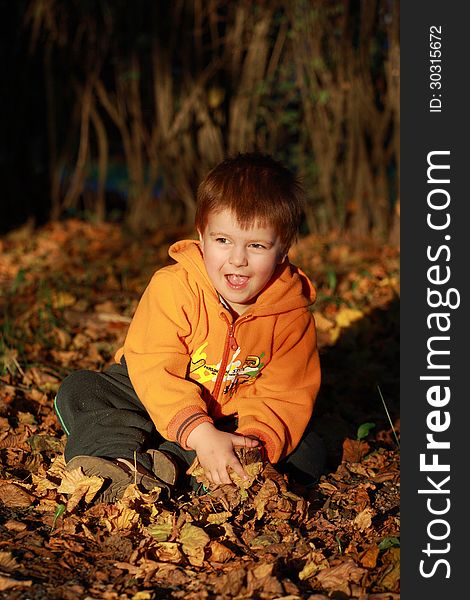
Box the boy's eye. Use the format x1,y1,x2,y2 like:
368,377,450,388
250,243,266,250
215,237,229,244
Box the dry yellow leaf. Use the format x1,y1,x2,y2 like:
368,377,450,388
179,523,210,550
51,291,76,309
147,522,172,542
131,592,153,600
47,454,66,479
313,311,335,331
179,522,210,567
335,307,364,329
0,482,34,508
359,544,380,568
103,506,139,532
155,542,183,564
31,473,58,493
58,467,104,511
353,507,374,531
207,511,232,525
315,558,367,594
208,540,235,563
0,551,19,572
253,479,278,520
0,576,33,592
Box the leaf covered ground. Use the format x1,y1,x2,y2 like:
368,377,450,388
0,220,400,599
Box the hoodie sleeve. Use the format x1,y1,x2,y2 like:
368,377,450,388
235,311,320,463
118,269,213,447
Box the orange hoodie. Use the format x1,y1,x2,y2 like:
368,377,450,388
115,240,321,463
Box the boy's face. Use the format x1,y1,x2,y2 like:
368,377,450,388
198,208,285,315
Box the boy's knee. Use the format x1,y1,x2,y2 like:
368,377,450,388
55,370,98,418
281,431,327,486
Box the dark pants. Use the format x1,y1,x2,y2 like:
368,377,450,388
55,358,326,488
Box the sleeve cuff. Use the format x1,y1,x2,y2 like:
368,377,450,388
236,427,277,463
167,407,213,449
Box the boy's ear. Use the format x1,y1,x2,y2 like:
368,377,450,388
197,229,204,251
277,252,287,265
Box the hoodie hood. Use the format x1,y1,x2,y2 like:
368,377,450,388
168,239,316,317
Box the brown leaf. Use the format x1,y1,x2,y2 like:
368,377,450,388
245,562,283,597
155,542,184,564
210,567,246,596
0,551,19,572
315,559,367,594
179,522,210,566
147,522,172,542
178,523,210,550
46,454,67,479
0,482,34,508
335,307,364,328
208,540,236,563
342,438,370,463
379,547,400,591
57,467,104,511
353,508,374,531
3,520,27,532
352,486,373,512
102,505,140,532
207,510,232,525
359,544,380,568
51,291,76,309
31,473,58,494
0,432,30,451
249,531,281,549
0,576,33,592
253,479,278,520
298,550,329,581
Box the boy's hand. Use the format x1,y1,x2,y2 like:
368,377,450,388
186,422,259,486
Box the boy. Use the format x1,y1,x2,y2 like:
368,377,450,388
55,153,324,502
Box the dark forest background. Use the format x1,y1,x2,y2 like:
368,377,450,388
2,0,399,240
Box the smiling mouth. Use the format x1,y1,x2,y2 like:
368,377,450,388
225,274,249,289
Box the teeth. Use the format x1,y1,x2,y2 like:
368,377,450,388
227,275,248,285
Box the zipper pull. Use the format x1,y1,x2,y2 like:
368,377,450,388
229,325,238,350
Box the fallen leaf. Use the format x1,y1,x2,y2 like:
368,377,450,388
208,540,236,563
46,454,67,479
379,547,400,591
57,467,104,511
147,522,172,542
253,479,278,520
207,511,232,525
359,544,380,568
354,508,374,531
0,551,19,572
179,522,210,567
155,542,183,564
0,482,34,508
342,438,370,463
335,307,364,328
0,576,33,592
102,505,140,532
315,559,367,594
313,312,335,331
0,433,30,451
51,291,76,309
3,520,27,532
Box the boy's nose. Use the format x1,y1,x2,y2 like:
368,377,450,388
229,246,248,267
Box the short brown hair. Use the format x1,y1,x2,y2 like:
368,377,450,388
195,153,304,253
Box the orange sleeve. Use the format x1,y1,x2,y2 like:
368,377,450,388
120,269,213,447
235,312,320,463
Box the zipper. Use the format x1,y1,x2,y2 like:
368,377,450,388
212,314,238,400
